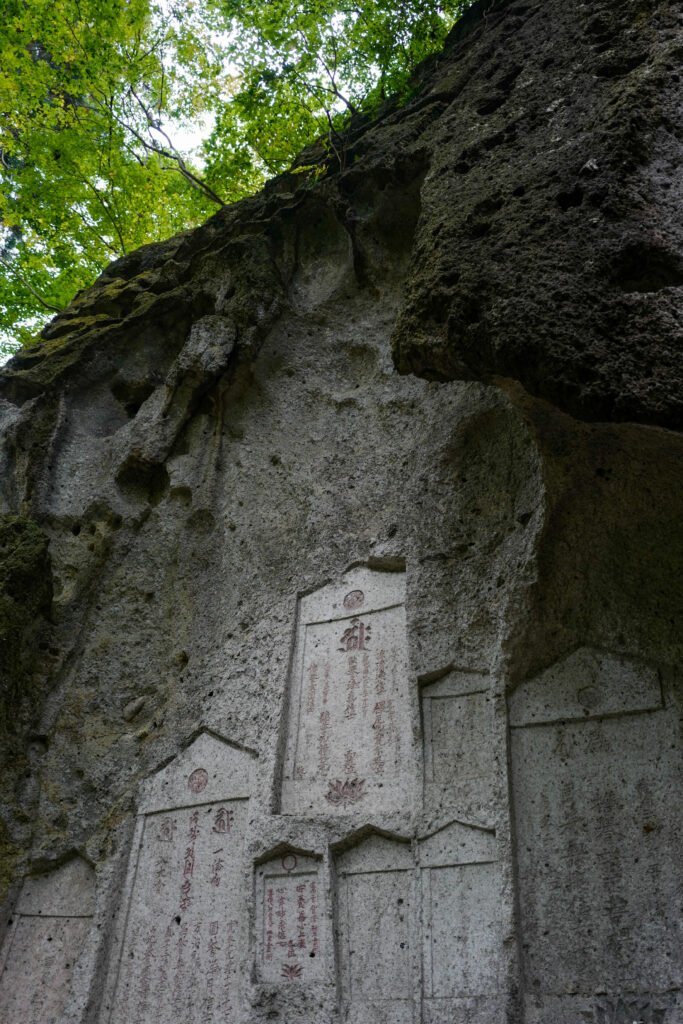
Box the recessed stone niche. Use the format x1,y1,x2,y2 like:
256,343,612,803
509,647,682,1024
334,830,417,1024
418,820,504,1024
0,856,95,1023
280,566,413,817
254,846,326,985
420,669,493,816
333,820,504,1024
103,730,256,1024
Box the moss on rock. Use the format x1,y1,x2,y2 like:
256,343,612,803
0,515,53,719
0,815,21,908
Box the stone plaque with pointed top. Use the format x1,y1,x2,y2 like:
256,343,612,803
105,732,255,1024
335,832,417,1024
421,670,494,815
255,849,325,984
418,821,504,1024
0,858,95,1024
509,649,681,1022
280,567,412,817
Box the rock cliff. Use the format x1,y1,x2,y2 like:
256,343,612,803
0,0,680,1022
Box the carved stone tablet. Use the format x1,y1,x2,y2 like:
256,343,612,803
335,831,417,1024
0,857,95,1024
421,670,493,814
106,732,255,1024
418,821,504,1024
280,567,411,816
255,847,325,984
509,650,681,1022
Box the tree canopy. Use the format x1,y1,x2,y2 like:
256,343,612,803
0,0,470,356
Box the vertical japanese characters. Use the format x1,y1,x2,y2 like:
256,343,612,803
282,576,410,816
258,854,324,983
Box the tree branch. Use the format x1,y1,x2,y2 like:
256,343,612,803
0,255,64,313
111,89,226,207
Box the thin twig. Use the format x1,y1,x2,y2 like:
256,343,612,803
323,107,344,169
71,170,129,254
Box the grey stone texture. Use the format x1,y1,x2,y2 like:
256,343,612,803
388,0,683,428
0,0,681,1021
0,858,95,1023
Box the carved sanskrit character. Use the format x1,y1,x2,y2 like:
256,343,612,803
158,817,177,842
338,618,372,652
212,807,234,835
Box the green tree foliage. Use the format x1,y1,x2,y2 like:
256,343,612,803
1,0,469,356
203,0,468,191
0,0,222,352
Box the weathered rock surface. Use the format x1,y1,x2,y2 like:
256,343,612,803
0,0,680,1022
390,0,683,429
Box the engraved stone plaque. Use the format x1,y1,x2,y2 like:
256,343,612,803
509,650,682,1022
0,857,95,1024
280,567,411,816
418,821,504,1024
106,731,255,1024
255,848,325,984
335,831,417,1024
421,670,493,813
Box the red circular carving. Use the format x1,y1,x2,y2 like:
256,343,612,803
281,854,297,873
188,768,209,793
343,590,364,610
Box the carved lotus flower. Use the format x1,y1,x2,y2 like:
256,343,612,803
324,777,366,805
591,996,666,1024
281,963,303,980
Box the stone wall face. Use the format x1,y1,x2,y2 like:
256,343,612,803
510,651,681,1023
0,1,680,1022
0,858,94,1023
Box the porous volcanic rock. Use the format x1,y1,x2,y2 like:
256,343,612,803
0,2,680,1023
385,0,683,427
